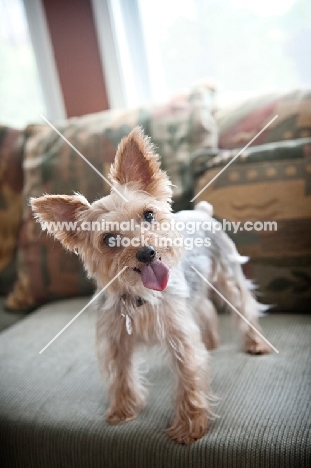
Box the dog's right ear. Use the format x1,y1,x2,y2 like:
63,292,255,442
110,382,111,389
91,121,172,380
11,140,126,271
30,194,90,251
109,127,172,202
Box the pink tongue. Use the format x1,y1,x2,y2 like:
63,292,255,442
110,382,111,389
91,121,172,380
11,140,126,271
141,259,170,291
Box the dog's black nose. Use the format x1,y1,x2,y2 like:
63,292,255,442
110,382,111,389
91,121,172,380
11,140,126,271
136,246,156,264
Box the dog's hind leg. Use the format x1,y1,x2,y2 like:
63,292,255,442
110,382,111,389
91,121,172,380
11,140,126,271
215,263,271,354
209,231,271,355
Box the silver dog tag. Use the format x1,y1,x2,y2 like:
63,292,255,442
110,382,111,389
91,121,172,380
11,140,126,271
125,314,132,335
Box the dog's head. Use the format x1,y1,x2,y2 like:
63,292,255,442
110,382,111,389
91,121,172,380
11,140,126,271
31,127,182,295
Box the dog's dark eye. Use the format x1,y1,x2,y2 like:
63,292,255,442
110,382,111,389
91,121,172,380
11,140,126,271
103,233,117,247
144,210,155,223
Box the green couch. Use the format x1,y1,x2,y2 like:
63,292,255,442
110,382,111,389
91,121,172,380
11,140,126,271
0,86,310,466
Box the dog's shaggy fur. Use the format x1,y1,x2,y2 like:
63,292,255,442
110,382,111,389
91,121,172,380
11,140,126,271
31,127,271,444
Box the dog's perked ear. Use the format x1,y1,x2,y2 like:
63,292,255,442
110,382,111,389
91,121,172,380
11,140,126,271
109,127,172,202
30,194,90,251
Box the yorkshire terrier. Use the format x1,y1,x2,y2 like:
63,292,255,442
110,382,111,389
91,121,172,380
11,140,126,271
31,127,271,444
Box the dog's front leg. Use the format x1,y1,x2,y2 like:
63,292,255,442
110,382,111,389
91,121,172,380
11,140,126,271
165,303,212,444
97,321,146,424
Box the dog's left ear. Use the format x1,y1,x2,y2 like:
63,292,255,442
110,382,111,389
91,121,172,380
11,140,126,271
109,127,172,202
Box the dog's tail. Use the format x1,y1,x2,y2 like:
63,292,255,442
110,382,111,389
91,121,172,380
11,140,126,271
194,200,213,217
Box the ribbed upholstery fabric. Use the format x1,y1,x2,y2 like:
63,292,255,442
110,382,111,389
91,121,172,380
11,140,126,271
0,298,310,468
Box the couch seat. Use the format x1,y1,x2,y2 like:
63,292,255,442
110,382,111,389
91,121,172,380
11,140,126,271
0,298,310,467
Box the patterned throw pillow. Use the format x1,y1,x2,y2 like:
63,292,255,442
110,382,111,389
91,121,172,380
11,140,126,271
0,126,24,295
5,83,217,311
193,138,311,312
215,89,311,150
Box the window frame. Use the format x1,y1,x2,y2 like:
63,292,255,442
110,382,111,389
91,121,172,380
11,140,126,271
90,0,156,108
23,0,66,120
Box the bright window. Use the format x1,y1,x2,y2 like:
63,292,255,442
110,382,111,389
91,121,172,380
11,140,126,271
0,0,46,128
139,0,311,99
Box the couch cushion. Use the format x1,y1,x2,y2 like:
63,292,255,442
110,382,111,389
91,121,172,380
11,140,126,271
0,297,24,332
193,138,311,312
5,83,217,311
215,88,311,150
0,298,310,467
0,126,24,295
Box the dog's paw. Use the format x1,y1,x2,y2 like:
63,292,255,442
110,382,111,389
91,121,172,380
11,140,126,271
167,411,208,444
106,406,138,424
244,337,272,355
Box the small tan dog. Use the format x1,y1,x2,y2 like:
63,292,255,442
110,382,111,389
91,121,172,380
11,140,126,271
31,127,270,444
